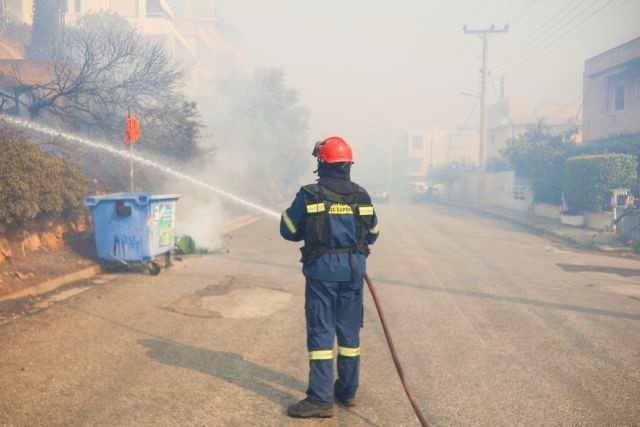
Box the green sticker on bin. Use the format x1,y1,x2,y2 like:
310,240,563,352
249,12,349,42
158,204,174,246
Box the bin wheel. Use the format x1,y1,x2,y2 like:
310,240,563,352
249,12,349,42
101,261,118,273
146,261,162,276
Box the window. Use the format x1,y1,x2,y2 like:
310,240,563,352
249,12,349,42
146,0,165,17
411,135,423,150
62,0,68,12
74,0,81,13
615,84,625,111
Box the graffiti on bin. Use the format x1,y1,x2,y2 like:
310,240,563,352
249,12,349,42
113,234,142,257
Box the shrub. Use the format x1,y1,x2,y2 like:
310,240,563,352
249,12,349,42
0,129,88,227
563,153,637,213
531,157,565,204
501,121,578,204
579,134,640,200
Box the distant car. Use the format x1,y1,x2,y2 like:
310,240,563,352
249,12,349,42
364,184,390,203
370,189,390,204
412,182,442,204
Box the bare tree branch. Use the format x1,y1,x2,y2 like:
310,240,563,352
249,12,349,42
0,11,199,160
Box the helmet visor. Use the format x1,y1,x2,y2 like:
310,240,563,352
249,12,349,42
312,140,325,159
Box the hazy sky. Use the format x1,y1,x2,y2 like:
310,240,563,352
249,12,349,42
215,0,639,153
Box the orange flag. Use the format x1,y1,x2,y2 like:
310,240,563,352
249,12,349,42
124,116,140,145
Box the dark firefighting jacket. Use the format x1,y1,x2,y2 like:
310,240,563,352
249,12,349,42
280,178,379,281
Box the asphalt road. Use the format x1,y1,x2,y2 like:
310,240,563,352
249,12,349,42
0,204,639,426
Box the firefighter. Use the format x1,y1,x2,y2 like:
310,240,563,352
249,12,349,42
280,136,380,418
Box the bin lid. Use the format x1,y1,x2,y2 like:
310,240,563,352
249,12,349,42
84,192,180,207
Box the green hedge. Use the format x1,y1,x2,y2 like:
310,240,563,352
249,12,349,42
563,153,637,213
533,175,561,204
0,129,88,227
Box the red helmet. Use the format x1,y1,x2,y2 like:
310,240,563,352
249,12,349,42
313,136,354,163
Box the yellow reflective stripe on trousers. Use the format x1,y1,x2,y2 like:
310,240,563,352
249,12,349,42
282,212,297,234
359,206,374,216
309,350,333,360
306,203,326,214
338,346,361,357
369,223,380,235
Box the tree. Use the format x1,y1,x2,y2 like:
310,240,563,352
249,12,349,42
0,12,201,159
29,0,63,59
501,120,578,204
204,67,309,199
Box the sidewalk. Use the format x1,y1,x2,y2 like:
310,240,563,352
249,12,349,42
455,203,638,257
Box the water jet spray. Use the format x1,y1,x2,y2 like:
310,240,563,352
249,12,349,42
0,115,280,220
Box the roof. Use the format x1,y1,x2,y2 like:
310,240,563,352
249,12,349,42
584,37,640,78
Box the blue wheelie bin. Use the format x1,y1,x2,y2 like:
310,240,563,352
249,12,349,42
84,193,180,274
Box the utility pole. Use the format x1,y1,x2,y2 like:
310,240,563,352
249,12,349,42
463,24,508,204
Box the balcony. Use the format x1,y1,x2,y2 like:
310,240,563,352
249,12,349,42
146,0,174,19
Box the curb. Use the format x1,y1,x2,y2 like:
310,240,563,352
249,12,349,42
452,204,639,259
220,214,262,235
0,265,102,303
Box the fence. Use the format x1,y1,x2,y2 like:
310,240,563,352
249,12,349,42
449,171,533,212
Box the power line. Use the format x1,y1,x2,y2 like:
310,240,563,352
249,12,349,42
430,45,479,80
499,0,605,72
496,0,519,23
433,0,617,101
502,0,617,74
461,99,479,129
494,0,588,69
448,1,540,91
493,0,581,68
428,0,490,79
508,0,538,26
500,0,603,72
433,0,587,86
466,0,486,24
508,0,631,74
431,1,536,86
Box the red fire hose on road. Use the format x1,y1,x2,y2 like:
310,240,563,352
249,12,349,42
364,273,429,427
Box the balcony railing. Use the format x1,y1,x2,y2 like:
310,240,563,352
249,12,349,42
146,12,168,18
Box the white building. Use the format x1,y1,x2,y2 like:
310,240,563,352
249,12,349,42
407,128,479,180
3,0,243,96
487,96,581,160
583,36,640,142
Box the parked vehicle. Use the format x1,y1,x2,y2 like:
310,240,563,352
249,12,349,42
412,182,443,204
366,184,390,203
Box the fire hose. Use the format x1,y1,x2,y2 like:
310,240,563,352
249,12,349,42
364,273,429,427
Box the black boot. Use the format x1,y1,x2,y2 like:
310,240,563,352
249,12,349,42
334,382,356,406
287,398,334,418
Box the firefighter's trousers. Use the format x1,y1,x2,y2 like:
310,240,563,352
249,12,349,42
305,277,363,405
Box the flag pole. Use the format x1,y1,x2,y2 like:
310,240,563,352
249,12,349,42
128,107,134,193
